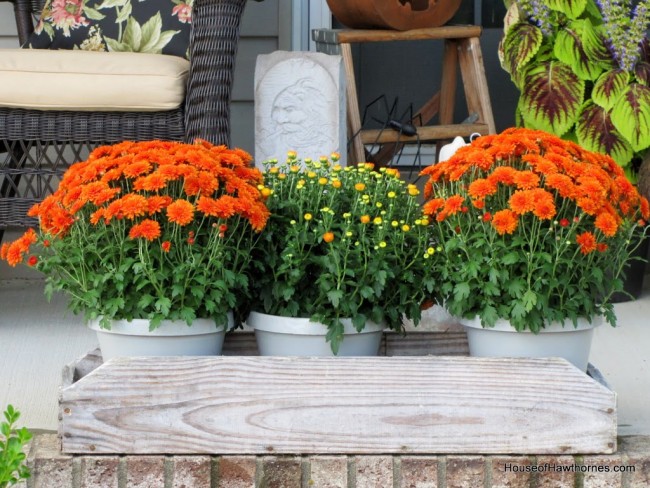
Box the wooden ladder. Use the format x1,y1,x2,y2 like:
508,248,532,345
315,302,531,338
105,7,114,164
313,26,496,164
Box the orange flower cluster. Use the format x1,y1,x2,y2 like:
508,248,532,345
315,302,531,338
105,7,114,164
1,140,269,266
421,128,650,254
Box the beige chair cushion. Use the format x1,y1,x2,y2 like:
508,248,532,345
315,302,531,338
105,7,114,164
0,49,190,111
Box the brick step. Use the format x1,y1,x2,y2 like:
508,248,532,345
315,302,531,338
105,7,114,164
22,434,650,488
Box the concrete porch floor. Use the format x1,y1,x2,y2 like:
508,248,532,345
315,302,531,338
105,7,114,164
1,243,649,435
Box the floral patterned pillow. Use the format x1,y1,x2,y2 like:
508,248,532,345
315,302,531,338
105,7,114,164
25,0,193,59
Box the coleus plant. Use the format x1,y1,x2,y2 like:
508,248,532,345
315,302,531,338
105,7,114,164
499,0,650,182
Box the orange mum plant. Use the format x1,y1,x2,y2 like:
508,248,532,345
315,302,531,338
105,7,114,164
1,140,269,329
421,127,650,332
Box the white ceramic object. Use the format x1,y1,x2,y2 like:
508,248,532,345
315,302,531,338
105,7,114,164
247,311,385,356
88,315,231,360
438,136,468,162
460,316,603,371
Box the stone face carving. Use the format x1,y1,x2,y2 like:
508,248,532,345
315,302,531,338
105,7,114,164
254,51,346,167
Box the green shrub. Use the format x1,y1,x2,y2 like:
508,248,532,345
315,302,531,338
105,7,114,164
0,405,31,488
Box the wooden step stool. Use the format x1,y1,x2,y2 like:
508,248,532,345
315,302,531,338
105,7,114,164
313,26,496,164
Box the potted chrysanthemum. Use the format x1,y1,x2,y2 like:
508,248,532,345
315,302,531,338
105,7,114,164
1,140,269,360
246,152,436,356
421,127,649,370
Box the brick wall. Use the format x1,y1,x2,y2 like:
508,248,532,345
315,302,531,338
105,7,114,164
19,434,650,488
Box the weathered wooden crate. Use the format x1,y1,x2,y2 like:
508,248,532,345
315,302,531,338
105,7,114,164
59,329,616,455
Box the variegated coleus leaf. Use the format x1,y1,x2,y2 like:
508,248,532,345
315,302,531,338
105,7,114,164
576,102,633,166
610,83,650,152
501,22,543,84
635,62,650,86
592,69,629,110
547,0,587,19
553,19,605,81
503,1,522,35
521,61,585,136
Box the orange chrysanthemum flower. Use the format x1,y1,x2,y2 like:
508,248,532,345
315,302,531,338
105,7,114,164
489,166,517,185
468,178,497,199
509,190,535,215
147,196,172,214
544,174,576,198
323,232,335,243
491,209,518,235
134,173,168,192
443,195,465,216
123,161,152,178
166,199,195,226
594,212,618,237
513,170,540,190
423,198,445,216
128,219,161,241
576,232,597,255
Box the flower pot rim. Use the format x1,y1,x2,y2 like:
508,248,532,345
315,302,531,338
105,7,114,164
247,311,385,335
87,315,231,337
459,315,604,333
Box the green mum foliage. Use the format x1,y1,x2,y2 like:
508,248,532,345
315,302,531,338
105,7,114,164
576,101,633,166
547,0,587,19
501,22,543,86
592,69,629,110
610,84,650,152
521,61,585,136
554,19,605,81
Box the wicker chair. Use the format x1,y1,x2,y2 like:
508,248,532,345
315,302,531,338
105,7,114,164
0,0,249,241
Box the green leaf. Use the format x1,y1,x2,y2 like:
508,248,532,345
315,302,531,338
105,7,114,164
137,294,155,310
610,83,650,152
502,252,520,265
83,7,105,20
501,22,543,82
360,286,375,299
453,282,470,302
511,301,527,320
488,267,500,284
327,289,344,308
507,278,525,298
592,69,629,110
115,3,133,23
635,62,650,86
547,0,586,18
145,30,179,54
521,61,584,136
154,297,171,315
138,12,163,52
122,16,142,51
553,19,604,81
522,289,537,311
104,37,131,52
576,101,633,166
481,304,499,327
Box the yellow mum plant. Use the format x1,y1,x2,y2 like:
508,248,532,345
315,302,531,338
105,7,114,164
249,153,436,353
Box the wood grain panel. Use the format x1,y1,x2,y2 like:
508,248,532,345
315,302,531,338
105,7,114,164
60,356,616,455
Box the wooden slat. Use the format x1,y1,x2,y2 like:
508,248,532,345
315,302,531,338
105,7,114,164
360,123,488,144
458,37,496,134
334,26,483,44
60,356,616,455
341,43,366,164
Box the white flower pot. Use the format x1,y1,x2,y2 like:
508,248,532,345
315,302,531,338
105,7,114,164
460,316,602,371
88,315,231,361
246,311,385,356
